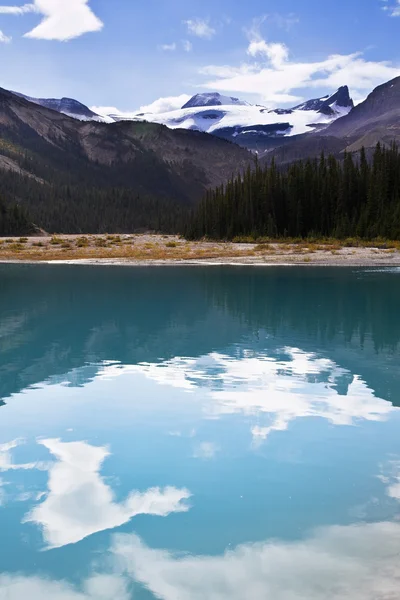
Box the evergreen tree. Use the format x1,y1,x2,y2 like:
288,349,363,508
187,143,400,241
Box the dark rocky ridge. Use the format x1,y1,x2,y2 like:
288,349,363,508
291,86,353,113
12,91,101,120
266,77,400,164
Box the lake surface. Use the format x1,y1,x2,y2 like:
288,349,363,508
0,265,400,599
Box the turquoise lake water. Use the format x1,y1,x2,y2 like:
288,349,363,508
0,265,399,599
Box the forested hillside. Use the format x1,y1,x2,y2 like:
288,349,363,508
187,143,400,240
0,87,250,233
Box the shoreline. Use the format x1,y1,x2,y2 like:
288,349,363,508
1,257,400,268
1,234,400,268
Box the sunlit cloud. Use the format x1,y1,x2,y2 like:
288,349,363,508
247,40,289,69
184,18,216,39
195,16,400,106
182,39,192,52
0,0,103,41
200,50,400,106
24,438,191,548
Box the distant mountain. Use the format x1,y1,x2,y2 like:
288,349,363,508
181,93,249,109
11,91,109,122
9,86,354,153
0,87,251,233
109,87,354,153
291,86,353,114
268,76,400,164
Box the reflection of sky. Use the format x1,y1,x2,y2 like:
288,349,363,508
111,519,400,600
1,517,400,600
96,347,395,441
0,342,400,599
1,438,190,549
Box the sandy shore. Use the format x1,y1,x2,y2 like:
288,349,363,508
1,234,400,267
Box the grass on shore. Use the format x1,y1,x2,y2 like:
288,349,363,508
0,234,399,262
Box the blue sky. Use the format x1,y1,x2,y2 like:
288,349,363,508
0,0,400,114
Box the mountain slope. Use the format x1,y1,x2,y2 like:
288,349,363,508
0,87,251,232
268,76,400,164
323,76,400,150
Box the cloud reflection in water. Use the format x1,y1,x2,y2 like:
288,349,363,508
2,520,400,600
98,347,395,441
23,438,191,549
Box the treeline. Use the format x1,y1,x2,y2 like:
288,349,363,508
0,124,192,234
0,194,33,236
2,141,400,238
0,170,187,234
186,143,400,240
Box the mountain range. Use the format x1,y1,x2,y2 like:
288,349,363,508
10,86,355,153
108,87,354,153
0,76,400,233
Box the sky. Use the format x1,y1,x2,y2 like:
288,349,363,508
0,0,400,115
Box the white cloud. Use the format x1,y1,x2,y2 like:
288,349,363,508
92,94,191,119
0,29,11,42
0,3,35,14
184,18,216,39
247,40,289,68
112,521,400,600
160,42,176,52
192,16,399,105
0,0,102,40
382,0,400,16
24,438,191,548
90,106,121,117
0,573,129,600
183,39,192,52
200,49,400,106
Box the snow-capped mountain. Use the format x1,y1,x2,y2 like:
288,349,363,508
105,86,354,152
11,92,112,123
291,86,354,114
181,92,249,109
9,86,354,153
